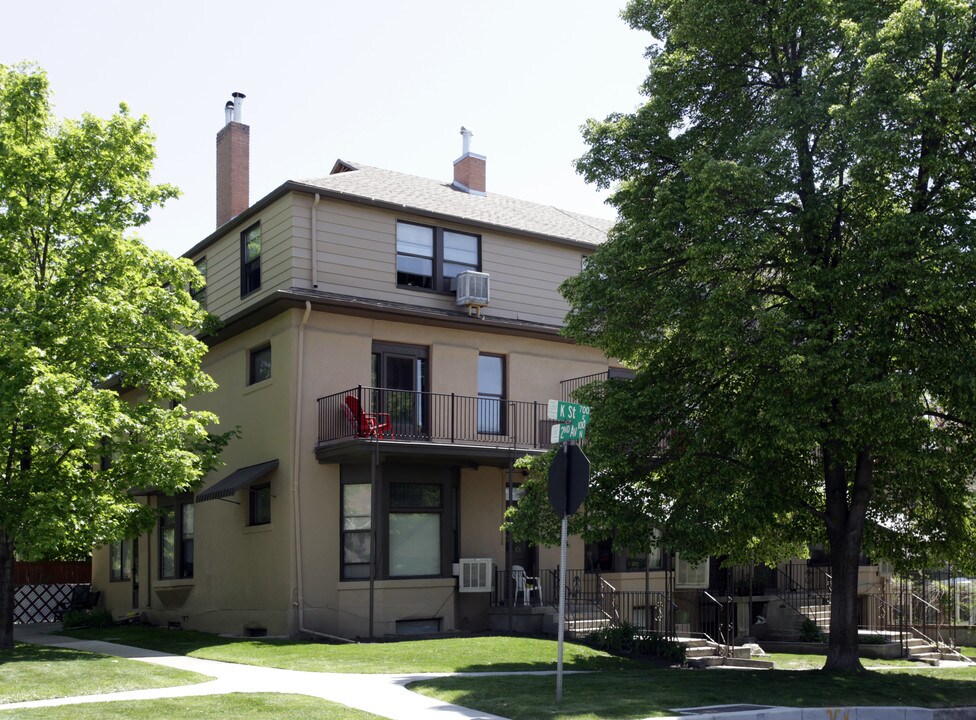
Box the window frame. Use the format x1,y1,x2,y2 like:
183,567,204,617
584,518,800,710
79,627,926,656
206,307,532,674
248,343,272,385
340,465,456,582
341,482,372,580
395,221,480,293
158,494,194,580
109,539,134,582
191,256,207,309
388,482,443,578
240,223,262,297
248,482,272,526
477,353,506,435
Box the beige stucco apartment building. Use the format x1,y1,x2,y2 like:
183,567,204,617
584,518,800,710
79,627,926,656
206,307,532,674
93,102,623,639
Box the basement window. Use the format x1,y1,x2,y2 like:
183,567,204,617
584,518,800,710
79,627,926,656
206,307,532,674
395,618,441,635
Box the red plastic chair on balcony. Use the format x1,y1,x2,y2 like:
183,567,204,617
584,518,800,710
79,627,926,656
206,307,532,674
343,395,395,439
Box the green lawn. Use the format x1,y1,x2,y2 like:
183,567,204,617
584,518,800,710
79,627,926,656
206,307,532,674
0,694,384,719
410,665,976,719
0,643,209,705
53,627,976,719
63,627,623,674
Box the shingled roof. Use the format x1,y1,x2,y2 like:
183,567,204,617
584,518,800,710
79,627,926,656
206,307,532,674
293,161,613,246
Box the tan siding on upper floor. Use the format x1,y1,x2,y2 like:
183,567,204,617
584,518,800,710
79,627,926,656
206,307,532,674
191,194,297,320
190,190,591,329
302,198,582,326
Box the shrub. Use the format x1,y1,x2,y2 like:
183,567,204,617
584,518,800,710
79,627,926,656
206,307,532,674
586,622,686,663
799,618,826,643
62,608,114,629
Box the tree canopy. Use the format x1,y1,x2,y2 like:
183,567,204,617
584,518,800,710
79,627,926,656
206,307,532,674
0,65,227,649
512,0,976,672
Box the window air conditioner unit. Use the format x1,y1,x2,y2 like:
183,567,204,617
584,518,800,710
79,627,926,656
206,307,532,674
456,558,493,593
454,271,490,317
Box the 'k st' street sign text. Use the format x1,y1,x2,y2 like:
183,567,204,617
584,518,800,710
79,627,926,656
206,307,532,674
547,399,591,443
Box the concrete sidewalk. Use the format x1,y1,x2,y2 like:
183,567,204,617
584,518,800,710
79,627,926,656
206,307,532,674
6,624,512,720
6,624,976,720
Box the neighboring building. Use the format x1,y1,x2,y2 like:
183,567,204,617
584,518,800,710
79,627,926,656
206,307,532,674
93,96,620,639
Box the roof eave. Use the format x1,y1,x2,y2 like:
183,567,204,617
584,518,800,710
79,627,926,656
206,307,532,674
183,180,601,261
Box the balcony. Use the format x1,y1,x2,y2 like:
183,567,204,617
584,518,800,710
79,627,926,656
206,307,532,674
315,386,555,466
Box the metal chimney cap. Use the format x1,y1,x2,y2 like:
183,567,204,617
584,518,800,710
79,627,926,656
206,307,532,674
460,126,473,156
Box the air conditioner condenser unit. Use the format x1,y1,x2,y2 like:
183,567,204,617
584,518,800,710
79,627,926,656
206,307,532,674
454,271,490,317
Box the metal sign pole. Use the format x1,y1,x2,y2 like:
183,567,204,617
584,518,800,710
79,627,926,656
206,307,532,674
545,407,591,708
556,510,568,705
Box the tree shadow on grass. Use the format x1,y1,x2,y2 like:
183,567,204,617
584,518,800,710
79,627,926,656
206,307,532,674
409,667,976,720
0,643,107,665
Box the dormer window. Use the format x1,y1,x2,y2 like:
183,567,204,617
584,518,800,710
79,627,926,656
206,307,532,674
396,221,479,292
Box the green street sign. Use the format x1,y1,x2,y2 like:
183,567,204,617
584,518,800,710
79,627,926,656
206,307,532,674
548,399,591,444
551,422,587,444
547,399,591,425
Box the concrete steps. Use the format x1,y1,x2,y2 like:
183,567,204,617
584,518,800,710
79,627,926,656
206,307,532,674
905,637,973,666
682,638,773,669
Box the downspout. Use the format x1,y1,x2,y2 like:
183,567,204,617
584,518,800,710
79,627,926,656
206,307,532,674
292,300,353,643
311,193,320,289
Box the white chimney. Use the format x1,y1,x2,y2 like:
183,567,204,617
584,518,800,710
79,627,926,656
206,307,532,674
224,101,234,125
232,91,245,123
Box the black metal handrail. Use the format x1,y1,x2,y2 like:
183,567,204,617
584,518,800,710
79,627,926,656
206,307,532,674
317,386,553,449
702,590,732,653
769,563,831,626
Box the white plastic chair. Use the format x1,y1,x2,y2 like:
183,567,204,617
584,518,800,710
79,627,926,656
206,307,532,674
512,565,542,606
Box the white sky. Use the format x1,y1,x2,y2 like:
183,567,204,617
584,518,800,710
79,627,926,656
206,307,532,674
5,1,650,257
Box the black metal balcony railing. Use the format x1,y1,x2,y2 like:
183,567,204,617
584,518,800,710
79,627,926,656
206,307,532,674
317,386,555,449
560,368,635,402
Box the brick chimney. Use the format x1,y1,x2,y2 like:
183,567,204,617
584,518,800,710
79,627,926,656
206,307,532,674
216,92,249,227
452,126,486,196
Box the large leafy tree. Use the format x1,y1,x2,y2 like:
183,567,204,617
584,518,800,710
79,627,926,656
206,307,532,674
0,65,225,650
550,0,976,672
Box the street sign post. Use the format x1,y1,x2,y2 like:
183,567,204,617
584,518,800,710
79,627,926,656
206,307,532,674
546,435,590,705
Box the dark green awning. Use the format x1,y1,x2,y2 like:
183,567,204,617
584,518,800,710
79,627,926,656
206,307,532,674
196,460,279,503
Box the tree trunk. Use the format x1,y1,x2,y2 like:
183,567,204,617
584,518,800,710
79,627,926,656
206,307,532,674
0,529,15,651
825,535,864,672
822,442,872,673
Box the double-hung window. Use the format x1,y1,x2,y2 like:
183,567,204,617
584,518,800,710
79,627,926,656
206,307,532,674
241,223,261,296
342,483,372,579
477,354,505,434
159,495,194,579
109,539,135,581
396,221,479,292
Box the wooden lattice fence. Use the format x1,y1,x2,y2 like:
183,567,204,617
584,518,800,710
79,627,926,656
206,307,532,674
13,561,92,623
14,583,85,623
